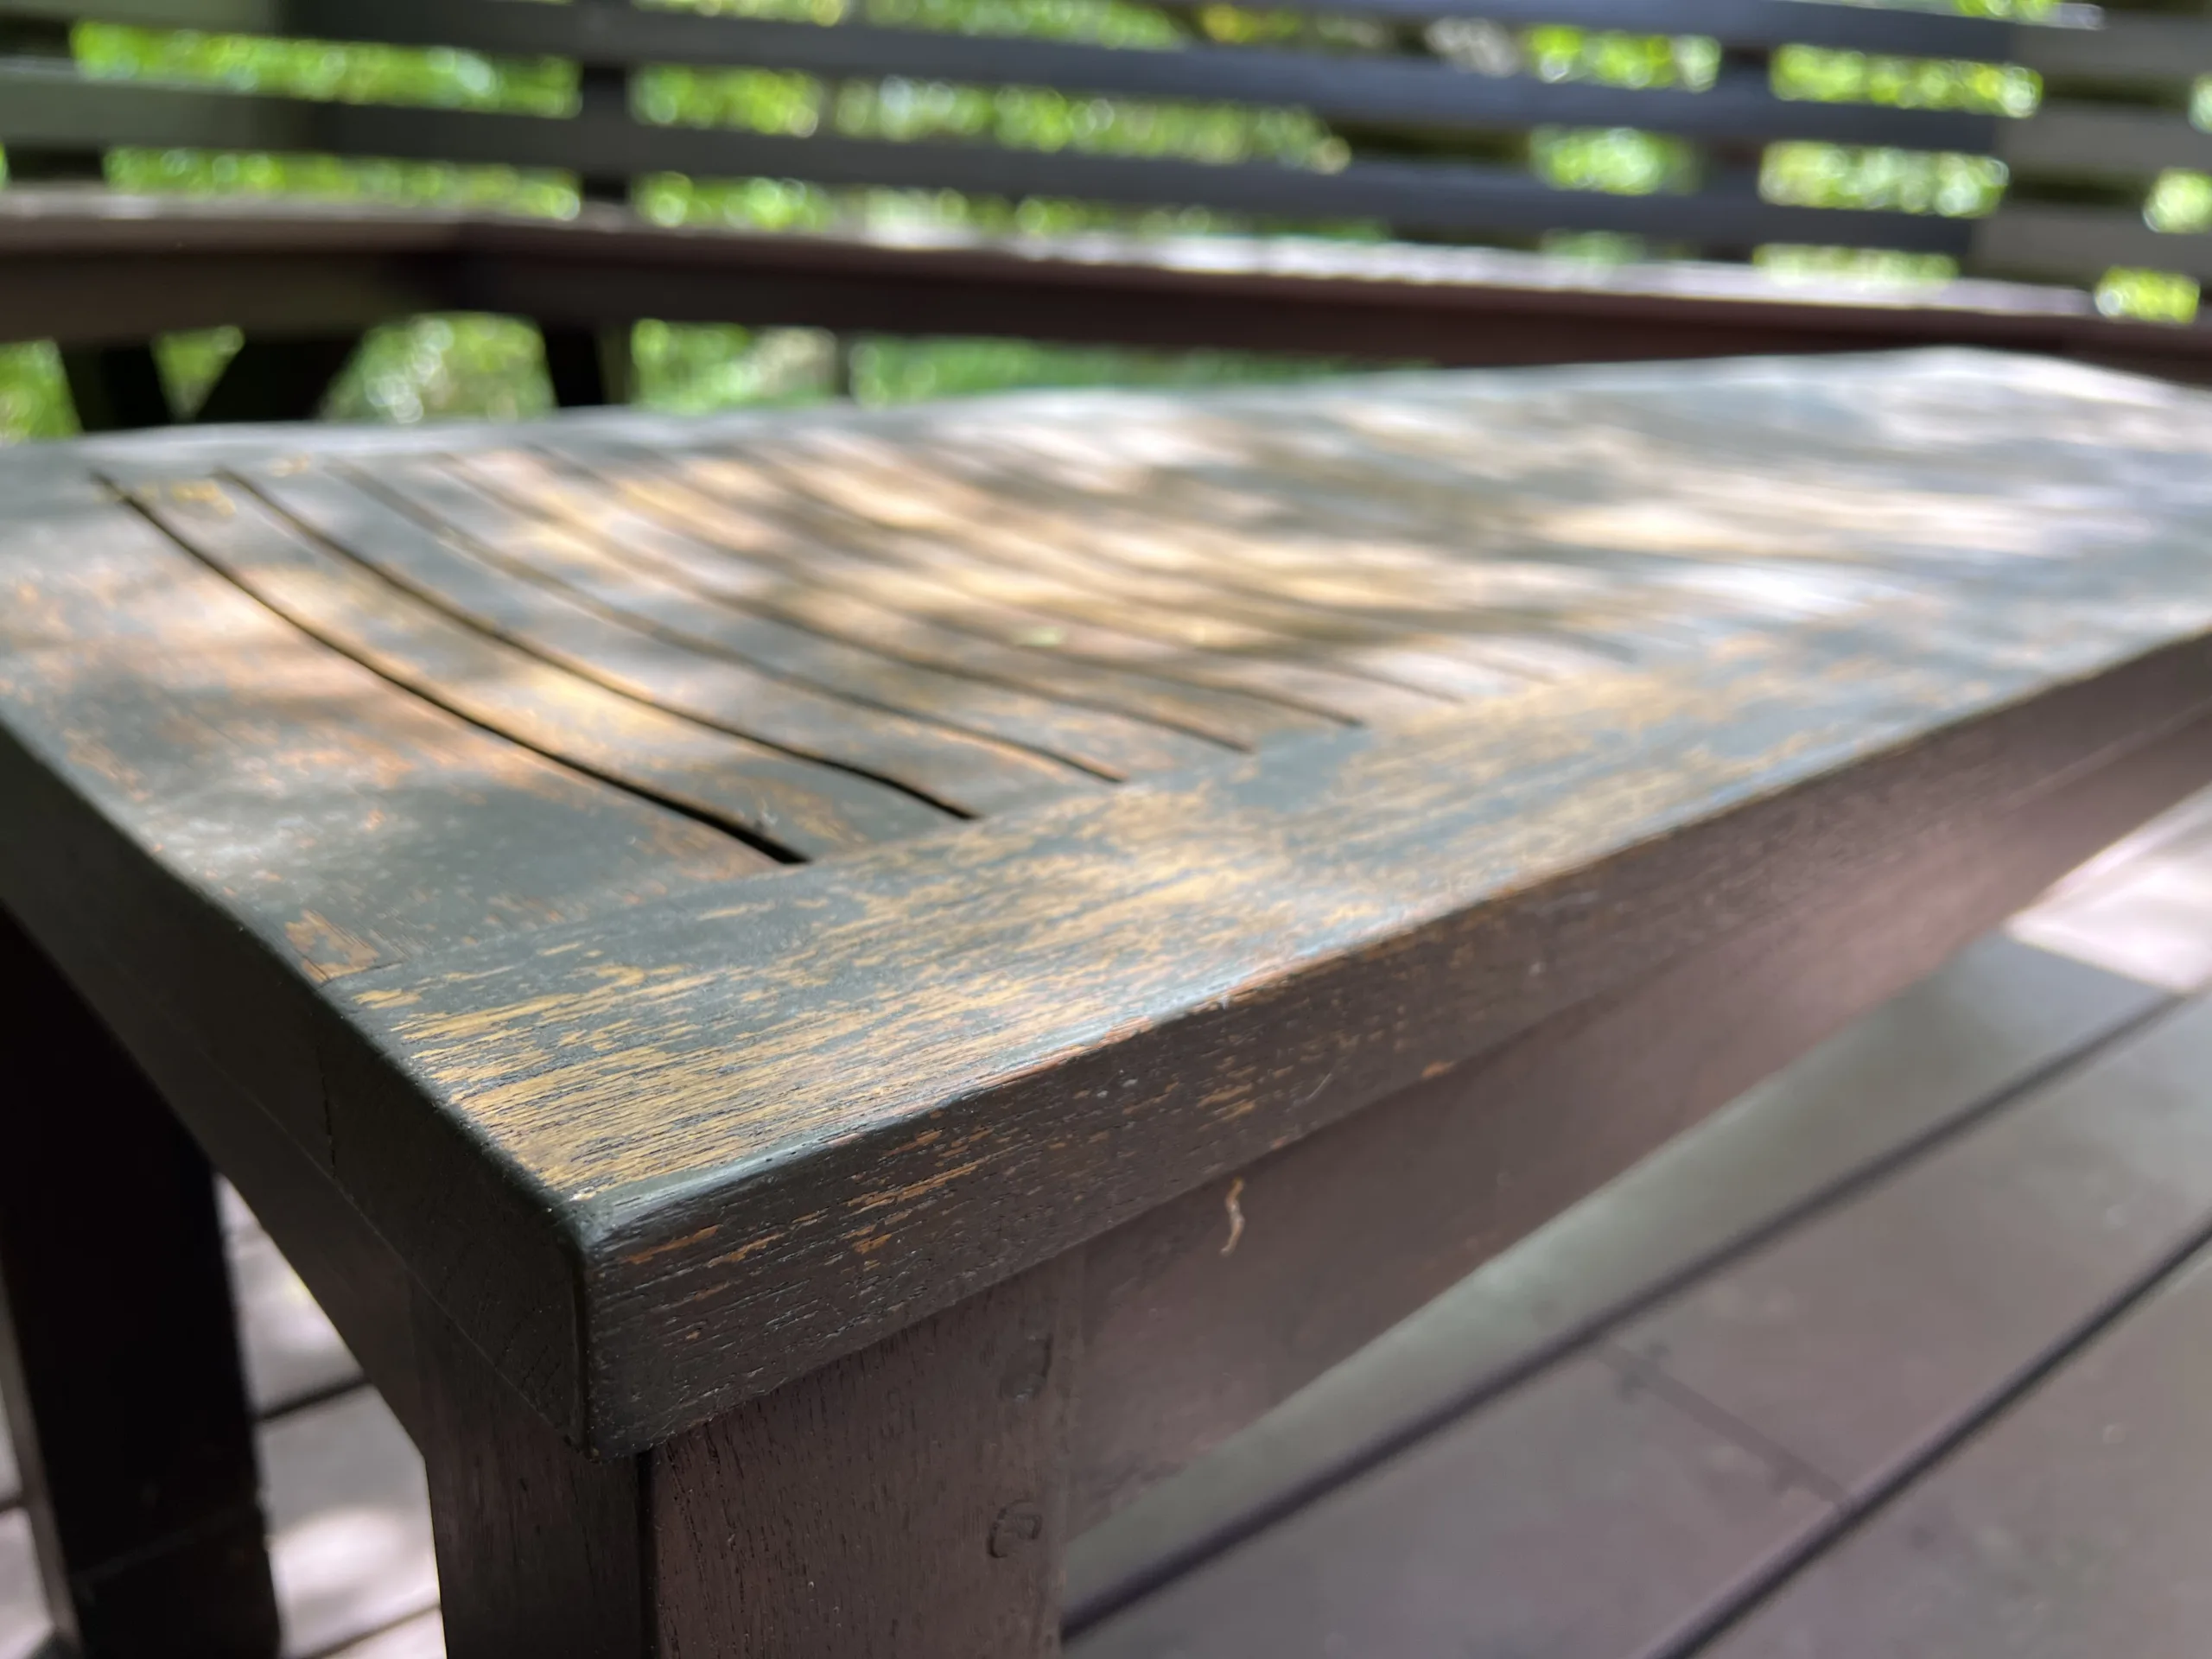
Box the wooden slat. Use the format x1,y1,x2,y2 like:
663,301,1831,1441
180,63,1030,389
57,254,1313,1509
1705,1241,2212,1658
410,454,1235,781
119,469,941,857
293,355,2212,1452
2002,101,2212,184
713,423,1646,696
75,0,2006,153
0,470,761,1045
474,446,1342,753
1974,207,2212,285
404,19,2004,155
558,442,1430,728
1064,932,2166,1624
5,0,2023,152
610,442,1461,722
16,194,2208,391
245,461,1102,817
695,435,1532,708
0,0,2071,57
0,67,1980,255
2013,10,2212,86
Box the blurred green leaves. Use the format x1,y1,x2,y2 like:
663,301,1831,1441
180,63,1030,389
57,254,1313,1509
3,0,2202,442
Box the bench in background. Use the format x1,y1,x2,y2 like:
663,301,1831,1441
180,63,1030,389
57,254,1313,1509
4,0,2212,427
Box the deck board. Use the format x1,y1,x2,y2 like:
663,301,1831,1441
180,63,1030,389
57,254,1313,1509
1611,995,2212,1502
1078,1351,1836,1659
1702,1244,2212,1658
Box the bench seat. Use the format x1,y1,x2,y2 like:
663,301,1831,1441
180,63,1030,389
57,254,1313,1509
7,0,2212,428
4,349,2212,1654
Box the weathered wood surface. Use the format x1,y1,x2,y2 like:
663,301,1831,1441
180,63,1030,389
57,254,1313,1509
6,354,2212,1470
3,0,2206,296
419,1257,1081,1659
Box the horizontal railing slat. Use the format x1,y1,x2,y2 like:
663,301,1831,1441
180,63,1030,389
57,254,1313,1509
1974,205,2212,283
2000,101,2212,182
0,66,1979,253
0,0,2084,60
0,0,2013,151
2009,11,2212,86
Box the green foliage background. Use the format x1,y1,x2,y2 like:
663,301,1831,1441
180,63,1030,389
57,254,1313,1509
3,0,2207,441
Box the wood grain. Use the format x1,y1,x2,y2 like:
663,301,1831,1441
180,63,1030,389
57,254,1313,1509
433,450,1239,779
118,467,936,859
244,461,1098,817
414,1262,1081,1658
1061,933,2166,1627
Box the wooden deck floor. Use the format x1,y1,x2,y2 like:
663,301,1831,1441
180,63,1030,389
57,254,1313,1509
6,786,2212,1659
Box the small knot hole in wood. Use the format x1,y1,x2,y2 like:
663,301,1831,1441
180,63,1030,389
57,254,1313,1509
988,1502,1045,1558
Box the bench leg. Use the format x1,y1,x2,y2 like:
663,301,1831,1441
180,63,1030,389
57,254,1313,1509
193,334,364,425
0,912,281,1657
416,1258,1082,1657
543,325,633,409
56,346,174,433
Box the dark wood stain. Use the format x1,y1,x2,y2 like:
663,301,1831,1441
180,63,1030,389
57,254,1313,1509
0,906,281,1658
414,1293,646,1659
337,611,2212,1450
1068,706,2212,1532
529,441,1349,748
1061,932,2168,1628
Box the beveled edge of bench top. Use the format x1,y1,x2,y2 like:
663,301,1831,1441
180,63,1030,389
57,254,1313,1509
7,349,2212,1453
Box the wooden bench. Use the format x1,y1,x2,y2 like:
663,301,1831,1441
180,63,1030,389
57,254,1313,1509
5,0,2212,429
4,347,2212,1655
